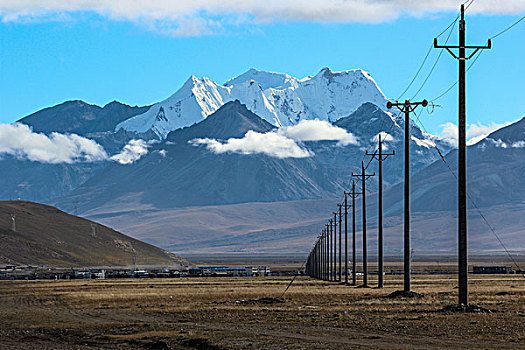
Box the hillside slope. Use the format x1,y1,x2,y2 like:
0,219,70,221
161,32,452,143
0,201,187,267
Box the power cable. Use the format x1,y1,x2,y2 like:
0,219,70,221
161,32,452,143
411,18,457,100
396,13,460,101
432,13,525,103
490,15,525,40
464,0,476,11
412,111,522,271
431,49,483,102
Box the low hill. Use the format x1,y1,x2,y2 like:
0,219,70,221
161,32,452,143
0,201,187,267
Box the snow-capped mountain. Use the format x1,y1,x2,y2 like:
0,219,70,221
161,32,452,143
116,68,388,138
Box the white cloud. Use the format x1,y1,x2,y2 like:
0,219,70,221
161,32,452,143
440,122,459,147
110,139,149,164
439,121,511,147
411,136,436,149
486,138,508,148
1,1,523,36
0,123,107,163
512,141,525,148
278,119,358,146
190,130,312,158
372,132,394,143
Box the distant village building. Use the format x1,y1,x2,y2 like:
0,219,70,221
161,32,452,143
198,266,245,277
245,266,271,277
74,269,106,279
472,265,511,274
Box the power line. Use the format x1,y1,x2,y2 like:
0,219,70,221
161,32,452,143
490,15,525,40
464,0,476,11
411,18,457,100
432,13,525,103
412,111,522,271
431,49,483,102
396,14,460,101
396,44,433,100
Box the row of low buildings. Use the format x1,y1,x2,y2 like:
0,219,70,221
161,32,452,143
190,266,271,277
0,265,272,280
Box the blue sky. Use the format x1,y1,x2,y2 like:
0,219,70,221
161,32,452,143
0,1,523,137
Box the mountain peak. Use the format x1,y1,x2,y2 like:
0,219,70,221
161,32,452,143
225,68,298,90
317,67,333,77
166,100,274,143
103,100,125,108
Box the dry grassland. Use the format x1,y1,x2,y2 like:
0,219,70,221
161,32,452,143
0,275,524,349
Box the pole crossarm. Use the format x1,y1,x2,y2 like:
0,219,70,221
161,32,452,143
434,38,491,61
366,149,395,161
387,99,428,114
344,190,361,199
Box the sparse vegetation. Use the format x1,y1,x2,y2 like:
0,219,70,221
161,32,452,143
0,275,523,349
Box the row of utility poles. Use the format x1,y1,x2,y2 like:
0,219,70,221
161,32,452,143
306,4,491,306
305,97,427,291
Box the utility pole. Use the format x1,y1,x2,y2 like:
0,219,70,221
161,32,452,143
327,224,332,281
434,4,491,307
315,238,320,279
352,162,375,287
337,205,343,282
320,230,324,280
325,224,330,280
323,228,327,280
320,231,323,279
345,181,361,285
366,134,395,288
343,193,350,284
333,211,338,282
387,99,427,293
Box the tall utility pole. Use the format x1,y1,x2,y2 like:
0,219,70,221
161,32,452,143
434,4,491,307
319,233,323,280
352,162,375,287
326,224,330,280
343,193,350,284
314,239,318,278
366,134,395,288
328,221,333,281
319,229,324,279
387,99,428,293
322,226,326,280
345,181,361,285
333,212,338,281
337,205,343,282
321,230,325,280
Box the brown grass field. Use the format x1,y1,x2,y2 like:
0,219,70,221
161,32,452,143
0,275,524,349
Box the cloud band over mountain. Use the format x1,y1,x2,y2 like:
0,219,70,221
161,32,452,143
190,119,358,158
440,121,511,146
0,123,107,164
0,123,150,165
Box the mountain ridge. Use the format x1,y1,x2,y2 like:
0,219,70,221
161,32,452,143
116,68,388,138
18,100,150,135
